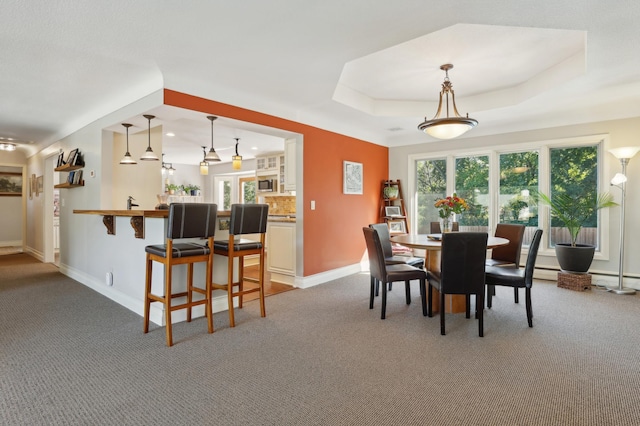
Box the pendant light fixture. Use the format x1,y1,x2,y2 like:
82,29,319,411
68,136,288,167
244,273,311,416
140,114,159,161
204,115,221,162
119,123,136,165
417,64,478,139
232,138,242,170
161,153,176,175
200,146,209,175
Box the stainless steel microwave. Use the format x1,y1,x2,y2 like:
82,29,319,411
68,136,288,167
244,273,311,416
258,179,275,191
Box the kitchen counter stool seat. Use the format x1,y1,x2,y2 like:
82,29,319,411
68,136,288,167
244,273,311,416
212,204,269,328
143,203,217,347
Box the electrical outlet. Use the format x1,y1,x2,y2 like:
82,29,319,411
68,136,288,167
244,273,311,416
311,200,316,210
105,272,113,286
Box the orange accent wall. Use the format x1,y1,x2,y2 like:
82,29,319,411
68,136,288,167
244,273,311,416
164,89,389,276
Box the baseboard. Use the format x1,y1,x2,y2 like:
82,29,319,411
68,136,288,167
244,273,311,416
0,240,22,247
295,263,362,289
534,267,640,290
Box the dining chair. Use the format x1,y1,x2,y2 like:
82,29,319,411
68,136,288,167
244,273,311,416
426,232,488,336
485,229,543,327
212,203,269,328
430,221,459,233
362,227,427,319
486,223,526,303
143,203,217,346
369,223,424,296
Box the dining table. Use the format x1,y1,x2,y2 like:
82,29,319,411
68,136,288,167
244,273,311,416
390,233,510,314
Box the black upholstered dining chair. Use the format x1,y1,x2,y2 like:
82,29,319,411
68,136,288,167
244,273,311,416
430,221,459,233
143,203,218,346
485,223,526,303
485,229,543,327
369,223,424,296
426,232,488,336
212,203,269,328
362,227,427,319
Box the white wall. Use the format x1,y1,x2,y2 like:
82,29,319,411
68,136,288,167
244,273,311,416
389,116,640,283
0,165,23,244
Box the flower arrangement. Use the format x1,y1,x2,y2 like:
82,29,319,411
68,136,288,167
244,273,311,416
434,193,469,218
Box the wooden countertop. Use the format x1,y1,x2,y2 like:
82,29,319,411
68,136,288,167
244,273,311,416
74,209,232,217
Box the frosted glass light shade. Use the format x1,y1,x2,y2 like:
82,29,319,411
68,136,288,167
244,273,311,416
609,147,640,160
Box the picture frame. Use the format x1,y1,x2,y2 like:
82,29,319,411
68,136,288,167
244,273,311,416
56,151,65,167
385,206,402,217
65,148,78,166
36,175,43,196
343,161,363,195
387,219,406,235
0,172,22,196
30,173,36,199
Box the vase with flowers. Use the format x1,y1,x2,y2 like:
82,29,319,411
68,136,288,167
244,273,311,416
434,193,469,233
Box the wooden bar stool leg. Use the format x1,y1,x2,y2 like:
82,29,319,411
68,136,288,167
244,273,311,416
258,248,266,317
165,264,173,347
238,257,244,309
143,254,153,333
187,263,194,322
206,254,214,334
227,255,235,328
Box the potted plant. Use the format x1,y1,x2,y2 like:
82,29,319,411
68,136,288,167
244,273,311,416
536,190,617,273
185,184,200,196
166,183,179,195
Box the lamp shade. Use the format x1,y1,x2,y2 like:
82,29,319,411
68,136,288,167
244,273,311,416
609,147,640,160
611,173,627,185
200,161,209,175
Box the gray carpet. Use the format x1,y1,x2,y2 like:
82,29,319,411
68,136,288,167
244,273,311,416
1,254,640,425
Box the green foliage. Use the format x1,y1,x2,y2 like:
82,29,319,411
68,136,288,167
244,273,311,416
535,191,616,246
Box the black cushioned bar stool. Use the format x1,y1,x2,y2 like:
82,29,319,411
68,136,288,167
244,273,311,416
143,203,217,347
212,204,269,328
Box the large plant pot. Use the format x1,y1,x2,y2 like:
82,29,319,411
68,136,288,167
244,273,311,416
555,243,595,274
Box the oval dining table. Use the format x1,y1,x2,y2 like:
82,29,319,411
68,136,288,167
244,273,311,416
390,233,509,314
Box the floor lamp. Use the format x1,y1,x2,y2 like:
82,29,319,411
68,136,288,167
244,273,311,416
607,146,640,295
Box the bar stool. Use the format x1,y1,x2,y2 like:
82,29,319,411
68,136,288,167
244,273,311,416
212,204,269,328
143,203,217,346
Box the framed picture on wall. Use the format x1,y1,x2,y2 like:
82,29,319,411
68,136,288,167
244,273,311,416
343,161,363,195
36,175,43,196
65,148,78,166
0,172,22,196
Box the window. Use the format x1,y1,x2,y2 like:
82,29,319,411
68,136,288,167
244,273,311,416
499,150,539,244
455,155,489,232
410,135,607,255
549,145,599,248
216,178,232,210
415,158,446,234
239,177,256,204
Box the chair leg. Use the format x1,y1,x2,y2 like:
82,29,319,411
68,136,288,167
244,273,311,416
238,256,245,309
375,278,379,297
420,279,427,316
164,264,173,347
381,281,388,320
525,288,533,327
465,294,471,319
369,276,375,309
143,255,153,334
487,285,494,309
405,280,411,305
186,263,194,323
514,287,519,304
206,255,214,334
258,251,266,318
388,282,393,291
478,293,484,337
440,291,446,335
227,255,235,328
427,283,433,317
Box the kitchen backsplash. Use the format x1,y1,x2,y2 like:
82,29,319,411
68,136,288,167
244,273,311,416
263,195,296,215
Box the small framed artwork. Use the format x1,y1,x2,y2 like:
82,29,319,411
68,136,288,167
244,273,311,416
385,206,402,217
388,220,406,234
65,148,78,166
30,173,36,198
343,161,363,195
0,172,22,196
36,175,43,196
56,151,65,167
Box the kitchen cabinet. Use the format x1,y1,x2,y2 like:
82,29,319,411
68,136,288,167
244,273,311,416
284,139,296,191
267,221,296,285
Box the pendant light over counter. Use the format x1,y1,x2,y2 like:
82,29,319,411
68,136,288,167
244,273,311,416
119,123,136,165
204,115,221,162
232,138,242,170
140,114,159,161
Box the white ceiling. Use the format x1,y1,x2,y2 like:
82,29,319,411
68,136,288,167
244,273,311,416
3,1,640,166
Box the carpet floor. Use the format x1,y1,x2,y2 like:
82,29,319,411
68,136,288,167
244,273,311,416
1,254,640,425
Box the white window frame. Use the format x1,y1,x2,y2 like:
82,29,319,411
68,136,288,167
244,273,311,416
407,134,612,261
